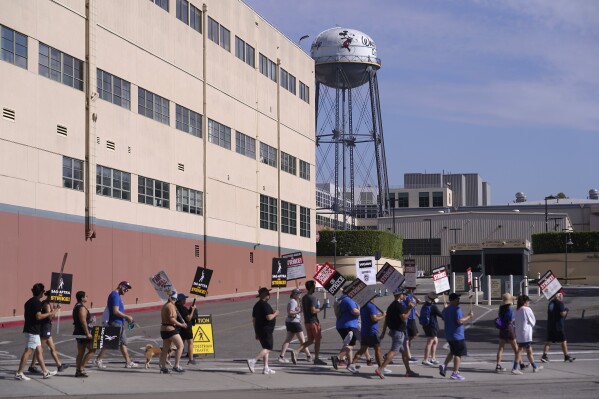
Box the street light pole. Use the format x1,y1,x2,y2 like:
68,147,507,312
331,233,337,270
423,218,432,274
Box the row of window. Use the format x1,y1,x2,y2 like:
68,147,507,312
207,16,230,51
260,195,311,238
175,0,201,33
280,68,297,95
235,36,255,68
388,192,444,208
151,0,169,12
259,53,277,82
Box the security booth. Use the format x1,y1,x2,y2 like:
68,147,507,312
449,240,531,300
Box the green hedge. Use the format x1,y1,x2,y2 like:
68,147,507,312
317,230,403,259
532,231,599,254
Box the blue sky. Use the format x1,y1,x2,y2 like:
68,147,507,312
242,0,598,204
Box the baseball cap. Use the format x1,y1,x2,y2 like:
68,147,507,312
257,287,272,297
427,291,438,301
177,293,188,302
119,281,132,289
392,287,406,296
169,291,178,299
291,288,302,296
448,293,461,301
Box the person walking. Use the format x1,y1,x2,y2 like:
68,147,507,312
331,288,360,370
420,291,444,366
542,291,575,363
15,283,59,381
513,294,542,374
159,291,187,373
347,297,386,374
175,293,197,365
94,281,138,369
295,280,327,365
278,288,311,364
495,293,518,372
404,288,420,362
29,290,69,374
377,288,419,379
247,287,280,374
439,293,474,381
72,291,96,377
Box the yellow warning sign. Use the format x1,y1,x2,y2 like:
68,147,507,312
192,315,214,355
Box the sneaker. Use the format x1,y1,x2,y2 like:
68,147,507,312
43,370,57,379
375,367,385,379
125,361,138,368
541,353,550,363
313,358,327,365
57,364,69,372
430,359,440,365
338,360,348,367
28,366,41,374
422,360,434,366
290,351,297,365
383,368,392,374
159,366,170,374
511,368,523,375
246,359,256,373
75,370,88,378
533,365,543,373
409,357,418,363
331,356,339,370
278,356,289,363
450,372,465,380
306,355,313,363
564,355,575,362
94,359,107,369
495,364,506,372
347,364,358,374
172,366,185,373
15,373,31,381
439,364,447,377
366,358,375,366
263,368,276,375
405,370,420,377
520,363,529,370
187,359,197,365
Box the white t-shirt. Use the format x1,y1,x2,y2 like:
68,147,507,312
286,298,301,323
515,306,536,343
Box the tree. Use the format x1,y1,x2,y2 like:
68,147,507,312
556,192,568,199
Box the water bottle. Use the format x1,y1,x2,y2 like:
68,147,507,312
316,299,321,309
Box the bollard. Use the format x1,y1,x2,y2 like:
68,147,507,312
474,277,479,305
451,272,456,293
378,288,382,297
325,298,331,308
509,275,514,298
487,275,492,306
384,288,388,296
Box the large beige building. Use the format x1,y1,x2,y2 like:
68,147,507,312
0,0,315,318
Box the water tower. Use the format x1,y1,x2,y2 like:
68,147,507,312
312,27,390,229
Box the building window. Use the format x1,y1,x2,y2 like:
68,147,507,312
299,81,310,103
433,191,443,207
245,43,255,68
39,43,84,91
219,25,230,51
176,104,202,137
300,206,311,238
176,0,201,32
259,54,267,76
281,201,297,235
235,36,244,61
96,165,131,201
207,119,231,149
235,36,255,68
259,53,276,82
138,176,170,208
236,131,256,159
260,142,277,167
260,194,277,231
176,0,188,24
398,192,409,208
208,17,219,44
281,152,296,175
288,73,296,95
151,0,169,12
419,192,430,207
280,68,296,94
97,69,131,110
176,186,203,215
138,87,170,125
299,160,310,180
1,25,27,69
62,156,84,191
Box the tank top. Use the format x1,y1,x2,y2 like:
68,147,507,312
72,302,91,335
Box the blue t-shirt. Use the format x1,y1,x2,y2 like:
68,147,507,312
360,302,379,336
442,304,464,341
107,290,125,325
336,295,359,329
404,293,418,320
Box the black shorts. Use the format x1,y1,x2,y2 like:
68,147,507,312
406,319,419,338
423,325,438,338
257,331,274,350
337,327,359,346
40,324,52,339
547,330,566,343
160,330,180,340
286,322,303,333
76,338,92,346
180,328,193,341
360,334,381,348
448,340,467,357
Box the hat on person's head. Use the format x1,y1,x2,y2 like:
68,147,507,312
427,291,438,302
448,293,461,301
119,281,132,290
291,288,302,296
502,293,513,304
177,293,188,302
169,291,178,300
392,287,406,296
257,287,271,297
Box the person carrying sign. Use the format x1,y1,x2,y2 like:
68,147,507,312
72,291,95,377
278,288,311,364
331,287,360,370
439,293,474,380
346,297,386,374
247,287,280,375
159,292,187,373
94,281,137,369
15,283,60,381
295,280,327,365
541,291,575,363
420,291,445,367
175,293,197,365
404,288,421,362
377,288,419,379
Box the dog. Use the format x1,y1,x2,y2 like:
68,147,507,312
144,344,175,369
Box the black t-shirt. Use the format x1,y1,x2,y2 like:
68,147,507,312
302,293,319,324
547,299,566,332
176,303,193,334
385,300,407,332
252,299,275,333
23,297,43,335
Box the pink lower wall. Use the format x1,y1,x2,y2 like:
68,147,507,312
0,210,314,319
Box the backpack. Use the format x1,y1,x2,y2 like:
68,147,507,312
419,303,432,326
